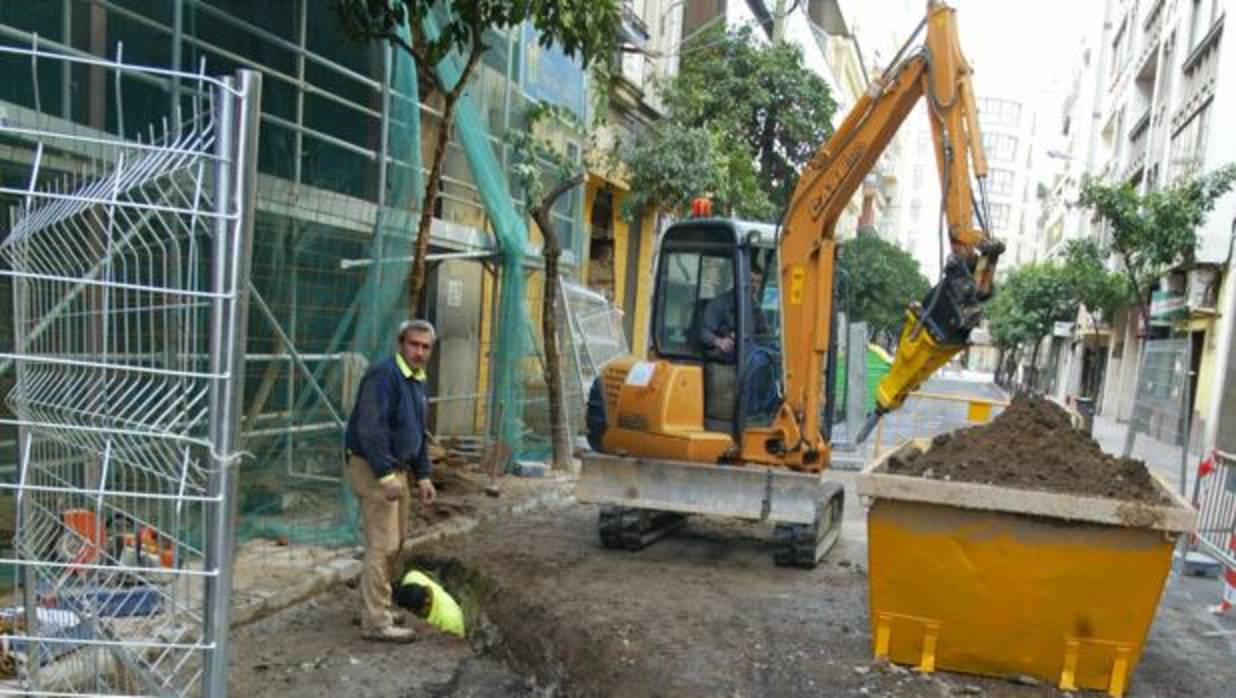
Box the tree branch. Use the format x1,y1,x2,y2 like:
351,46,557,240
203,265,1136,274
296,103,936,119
446,33,487,104
376,29,446,93
532,173,586,252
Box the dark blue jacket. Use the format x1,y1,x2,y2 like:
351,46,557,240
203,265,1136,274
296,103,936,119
345,355,431,480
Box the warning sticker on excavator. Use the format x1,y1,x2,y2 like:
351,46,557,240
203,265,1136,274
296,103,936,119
625,361,656,387
789,265,806,305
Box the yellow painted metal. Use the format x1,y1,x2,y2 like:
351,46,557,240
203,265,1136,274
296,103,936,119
602,427,734,462
875,311,966,413
867,499,1176,696
965,400,991,423
599,357,736,462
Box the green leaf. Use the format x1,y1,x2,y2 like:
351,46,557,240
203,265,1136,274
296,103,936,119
619,24,836,219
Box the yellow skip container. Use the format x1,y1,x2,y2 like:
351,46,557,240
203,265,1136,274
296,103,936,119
855,440,1196,697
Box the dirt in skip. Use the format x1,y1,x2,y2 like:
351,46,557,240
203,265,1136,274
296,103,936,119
885,394,1166,503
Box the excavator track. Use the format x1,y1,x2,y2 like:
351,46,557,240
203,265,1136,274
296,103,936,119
772,484,845,569
598,506,687,551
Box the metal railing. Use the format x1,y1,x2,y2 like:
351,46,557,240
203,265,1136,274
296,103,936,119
1191,450,1236,569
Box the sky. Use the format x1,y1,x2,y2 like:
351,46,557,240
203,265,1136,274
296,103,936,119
847,0,1105,126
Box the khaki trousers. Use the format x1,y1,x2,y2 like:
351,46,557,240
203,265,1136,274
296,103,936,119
345,455,410,631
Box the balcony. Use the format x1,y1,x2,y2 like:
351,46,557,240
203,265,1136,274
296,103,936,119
1123,108,1151,182
1136,0,1165,78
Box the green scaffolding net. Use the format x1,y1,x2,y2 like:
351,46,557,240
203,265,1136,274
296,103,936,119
234,9,542,548
0,2,584,555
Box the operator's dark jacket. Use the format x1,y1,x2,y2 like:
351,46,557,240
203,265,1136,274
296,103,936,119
345,355,431,480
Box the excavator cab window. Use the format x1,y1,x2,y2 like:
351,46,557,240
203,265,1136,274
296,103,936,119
652,249,740,430
654,251,735,360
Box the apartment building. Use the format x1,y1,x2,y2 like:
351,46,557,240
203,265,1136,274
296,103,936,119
1050,0,1236,454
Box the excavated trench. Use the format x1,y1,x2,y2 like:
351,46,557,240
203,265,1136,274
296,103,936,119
413,553,621,698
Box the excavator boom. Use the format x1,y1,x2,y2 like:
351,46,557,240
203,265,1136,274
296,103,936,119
766,0,1000,459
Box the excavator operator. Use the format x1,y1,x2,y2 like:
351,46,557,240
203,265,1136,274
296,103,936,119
699,263,768,361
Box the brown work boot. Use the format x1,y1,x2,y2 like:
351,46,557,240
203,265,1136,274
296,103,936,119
361,625,416,643
353,612,407,627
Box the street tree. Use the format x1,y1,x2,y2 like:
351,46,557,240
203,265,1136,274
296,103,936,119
836,230,930,350
505,103,586,471
334,0,621,312
623,24,836,220
1059,238,1129,395
985,262,1076,389
1078,163,1236,322
985,284,1027,385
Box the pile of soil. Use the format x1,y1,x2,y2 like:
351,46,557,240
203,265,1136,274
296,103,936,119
884,394,1166,504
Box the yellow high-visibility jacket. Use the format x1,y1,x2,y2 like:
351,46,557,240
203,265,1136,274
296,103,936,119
400,569,465,638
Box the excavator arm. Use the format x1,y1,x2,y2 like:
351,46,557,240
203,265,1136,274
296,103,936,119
767,0,1001,466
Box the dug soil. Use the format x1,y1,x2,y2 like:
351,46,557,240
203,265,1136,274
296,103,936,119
884,394,1166,503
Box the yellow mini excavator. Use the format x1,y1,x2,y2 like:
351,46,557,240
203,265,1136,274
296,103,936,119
577,1,1003,567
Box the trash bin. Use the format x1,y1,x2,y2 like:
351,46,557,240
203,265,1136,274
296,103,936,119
856,440,1196,697
1075,396,1096,435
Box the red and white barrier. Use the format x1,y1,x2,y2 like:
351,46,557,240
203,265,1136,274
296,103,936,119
1209,532,1236,615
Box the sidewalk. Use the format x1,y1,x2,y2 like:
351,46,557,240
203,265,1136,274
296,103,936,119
1091,413,1199,497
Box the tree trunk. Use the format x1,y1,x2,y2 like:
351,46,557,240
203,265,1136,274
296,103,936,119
531,174,585,471
407,99,456,313
406,41,485,314
1029,338,1043,394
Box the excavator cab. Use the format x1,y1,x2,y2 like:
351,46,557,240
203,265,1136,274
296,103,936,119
651,218,782,438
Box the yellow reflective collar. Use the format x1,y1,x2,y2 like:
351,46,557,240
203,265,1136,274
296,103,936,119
395,354,427,381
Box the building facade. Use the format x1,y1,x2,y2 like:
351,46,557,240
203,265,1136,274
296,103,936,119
0,2,674,476
1045,0,1236,455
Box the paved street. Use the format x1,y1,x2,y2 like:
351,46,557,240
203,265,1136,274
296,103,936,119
832,370,1010,469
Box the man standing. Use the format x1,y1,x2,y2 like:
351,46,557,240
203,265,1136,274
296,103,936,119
344,319,438,643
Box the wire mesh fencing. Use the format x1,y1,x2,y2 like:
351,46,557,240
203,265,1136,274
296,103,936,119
1129,338,1191,447
0,43,261,696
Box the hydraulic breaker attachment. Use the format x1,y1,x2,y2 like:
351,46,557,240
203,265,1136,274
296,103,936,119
859,254,988,443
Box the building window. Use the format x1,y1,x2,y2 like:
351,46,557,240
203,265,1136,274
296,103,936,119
987,168,1015,196
1170,100,1211,181
1111,19,1127,78
913,164,926,189
910,199,923,222
978,98,1022,129
981,133,1018,163
989,202,1012,230
1189,0,1220,52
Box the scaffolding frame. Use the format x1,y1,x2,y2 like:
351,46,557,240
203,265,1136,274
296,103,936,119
0,43,261,696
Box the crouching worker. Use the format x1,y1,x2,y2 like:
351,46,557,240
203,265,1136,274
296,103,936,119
392,569,466,639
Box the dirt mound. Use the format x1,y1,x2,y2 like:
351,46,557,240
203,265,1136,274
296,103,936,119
884,394,1166,504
